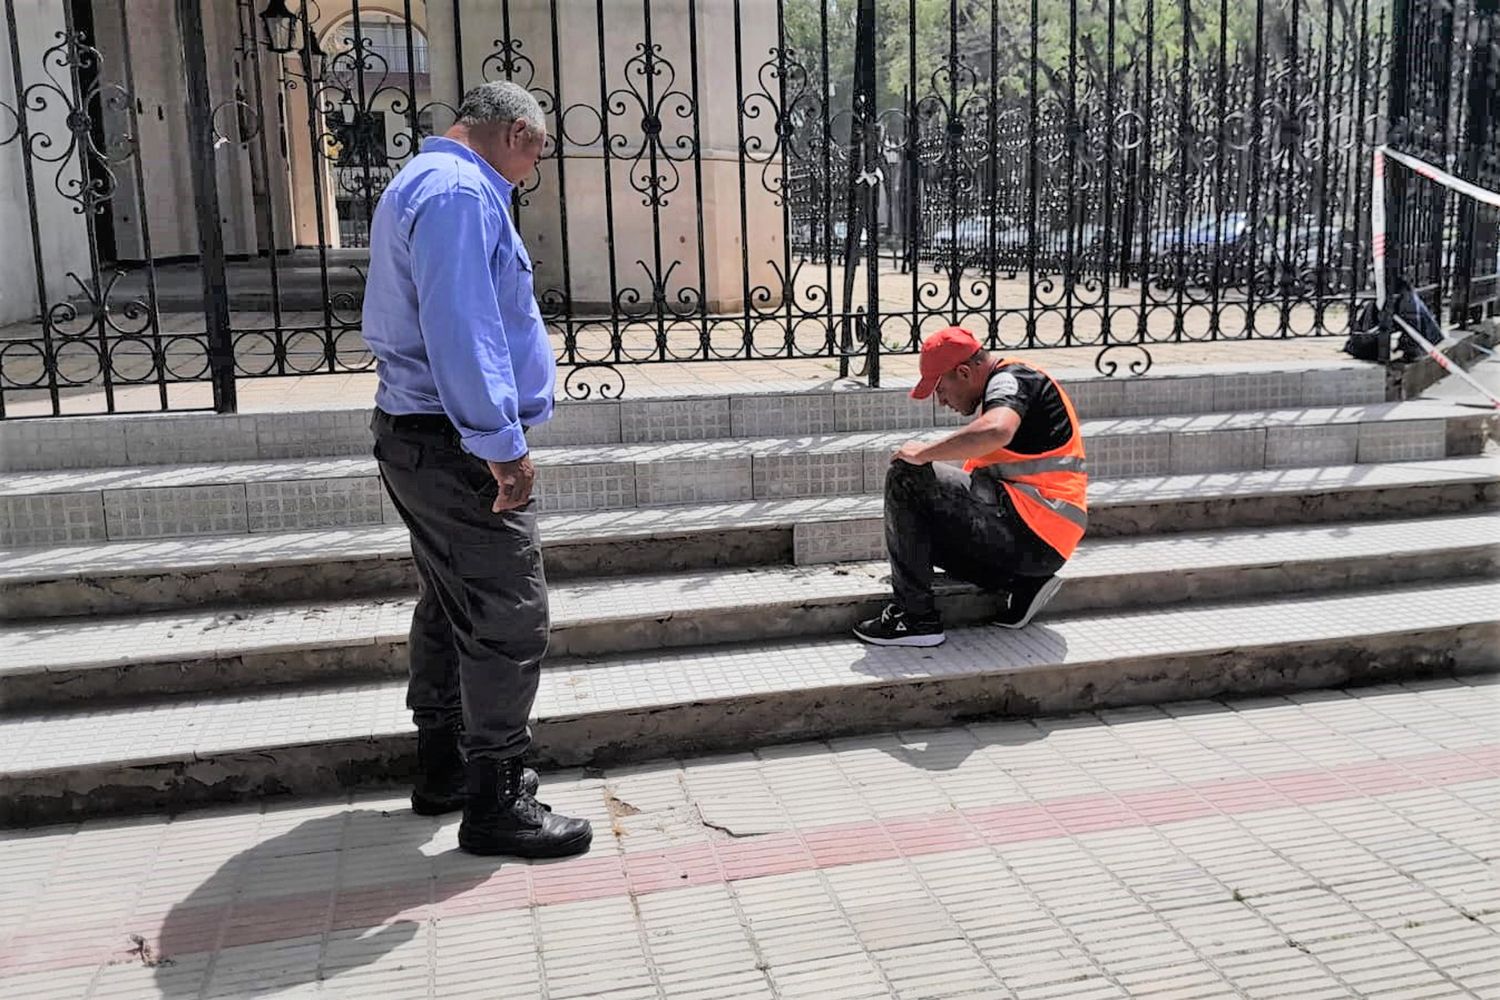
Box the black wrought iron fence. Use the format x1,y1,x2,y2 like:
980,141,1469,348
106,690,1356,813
0,0,1494,416
881,57,1377,294
1384,0,1500,330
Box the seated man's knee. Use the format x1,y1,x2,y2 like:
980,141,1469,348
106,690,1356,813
885,459,933,502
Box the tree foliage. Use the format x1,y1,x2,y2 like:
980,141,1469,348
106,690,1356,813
780,0,1373,113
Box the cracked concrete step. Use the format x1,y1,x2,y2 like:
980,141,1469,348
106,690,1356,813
0,362,1388,472
2,514,1495,711
4,457,1497,619
2,401,1491,547
3,578,1495,826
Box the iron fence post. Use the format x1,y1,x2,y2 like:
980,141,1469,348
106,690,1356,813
1451,0,1498,327
178,0,237,413
1380,0,1414,372
856,0,880,388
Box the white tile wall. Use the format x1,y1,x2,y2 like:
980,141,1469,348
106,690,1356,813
1357,420,1448,463
635,458,754,506
754,453,866,500
794,519,884,565
103,485,249,540
0,492,108,546
732,395,837,438
620,398,733,443
1170,429,1267,474
245,478,387,532
1265,425,1359,469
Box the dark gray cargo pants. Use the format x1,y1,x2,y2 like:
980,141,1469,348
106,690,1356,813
372,409,549,762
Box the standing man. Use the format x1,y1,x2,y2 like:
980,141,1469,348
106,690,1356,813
854,326,1088,647
363,81,590,858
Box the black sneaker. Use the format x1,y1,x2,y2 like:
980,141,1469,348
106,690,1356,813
994,575,1064,629
854,604,947,647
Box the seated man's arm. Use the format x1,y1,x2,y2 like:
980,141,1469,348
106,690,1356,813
895,407,1021,465
897,367,1033,464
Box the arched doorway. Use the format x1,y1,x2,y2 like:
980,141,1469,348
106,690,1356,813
282,5,433,250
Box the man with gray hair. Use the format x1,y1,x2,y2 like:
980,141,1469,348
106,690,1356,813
363,81,591,858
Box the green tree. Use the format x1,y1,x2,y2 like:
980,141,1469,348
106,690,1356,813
782,0,1375,112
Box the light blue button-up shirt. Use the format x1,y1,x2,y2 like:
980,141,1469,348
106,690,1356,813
363,136,554,463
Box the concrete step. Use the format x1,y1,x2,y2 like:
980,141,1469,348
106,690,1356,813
1400,322,1499,400
4,578,1494,826
4,457,1497,618
1421,355,1500,415
3,514,1494,711
0,362,1387,472
1,401,1491,547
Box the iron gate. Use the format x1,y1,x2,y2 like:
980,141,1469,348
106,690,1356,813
1383,0,1500,332
0,0,1495,416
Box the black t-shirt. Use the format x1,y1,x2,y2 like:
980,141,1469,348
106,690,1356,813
980,363,1074,455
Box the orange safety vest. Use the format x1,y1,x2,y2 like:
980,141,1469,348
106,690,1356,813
962,359,1088,560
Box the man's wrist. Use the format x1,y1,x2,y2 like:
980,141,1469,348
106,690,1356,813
465,425,528,464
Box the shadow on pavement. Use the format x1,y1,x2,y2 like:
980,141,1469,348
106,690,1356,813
846,623,1067,771
152,807,492,998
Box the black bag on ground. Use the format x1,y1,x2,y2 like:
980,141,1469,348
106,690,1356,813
1343,276,1440,363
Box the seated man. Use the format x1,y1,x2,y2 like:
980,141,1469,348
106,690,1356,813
855,326,1088,647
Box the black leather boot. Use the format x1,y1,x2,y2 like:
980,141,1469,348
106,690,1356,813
411,728,540,815
458,757,592,858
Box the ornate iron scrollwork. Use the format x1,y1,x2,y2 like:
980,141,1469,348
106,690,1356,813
562,363,625,401
1094,342,1154,377
3,30,135,216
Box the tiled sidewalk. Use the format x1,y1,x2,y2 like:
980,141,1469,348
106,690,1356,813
2,677,1496,999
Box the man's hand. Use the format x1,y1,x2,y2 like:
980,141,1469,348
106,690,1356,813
892,440,931,466
487,454,536,512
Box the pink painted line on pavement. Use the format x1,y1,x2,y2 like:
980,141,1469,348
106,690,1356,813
3,742,1494,976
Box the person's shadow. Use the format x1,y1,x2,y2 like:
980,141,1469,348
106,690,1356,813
848,622,1068,771
151,808,491,998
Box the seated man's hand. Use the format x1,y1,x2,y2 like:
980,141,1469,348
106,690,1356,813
892,441,930,466
488,455,536,512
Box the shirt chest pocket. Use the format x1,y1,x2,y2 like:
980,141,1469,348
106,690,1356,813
513,245,536,312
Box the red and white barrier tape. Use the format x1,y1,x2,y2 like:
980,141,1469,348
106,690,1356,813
1370,145,1500,409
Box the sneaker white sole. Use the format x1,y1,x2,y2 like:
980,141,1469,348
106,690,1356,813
995,575,1065,630
853,628,948,647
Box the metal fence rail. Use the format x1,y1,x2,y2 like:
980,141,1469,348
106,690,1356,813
0,0,1495,416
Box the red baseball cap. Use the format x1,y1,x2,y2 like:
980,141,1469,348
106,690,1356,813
910,326,983,400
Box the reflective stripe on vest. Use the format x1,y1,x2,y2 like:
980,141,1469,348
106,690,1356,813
1006,481,1089,531
981,454,1088,478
